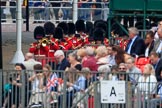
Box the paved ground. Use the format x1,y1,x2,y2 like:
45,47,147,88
2,23,38,69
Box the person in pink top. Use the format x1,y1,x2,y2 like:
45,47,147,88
82,47,98,72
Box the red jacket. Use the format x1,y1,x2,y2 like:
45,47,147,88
29,41,49,57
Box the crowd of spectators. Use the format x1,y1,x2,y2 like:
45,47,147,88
2,19,162,107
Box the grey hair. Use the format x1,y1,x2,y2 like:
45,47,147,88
98,64,111,80
54,50,65,57
85,47,95,56
98,64,111,73
128,27,139,35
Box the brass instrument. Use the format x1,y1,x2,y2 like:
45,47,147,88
39,37,50,47
40,37,57,47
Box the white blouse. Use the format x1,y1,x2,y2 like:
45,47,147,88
138,75,157,95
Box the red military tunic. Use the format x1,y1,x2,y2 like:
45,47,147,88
47,38,60,63
59,39,72,51
29,41,49,56
29,41,49,66
80,33,89,46
72,37,83,50
64,36,73,50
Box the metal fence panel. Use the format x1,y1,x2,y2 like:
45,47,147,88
1,70,162,108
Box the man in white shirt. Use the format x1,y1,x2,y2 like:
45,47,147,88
23,52,41,76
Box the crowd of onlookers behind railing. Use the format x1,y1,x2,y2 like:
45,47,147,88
2,45,162,107
2,16,162,107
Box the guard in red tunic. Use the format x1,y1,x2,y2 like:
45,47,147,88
94,20,109,47
54,27,72,51
44,22,59,58
75,19,89,46
93,27,106,48
57,22,73,50
67,22,76,49
43,22,60,69
29,26,49,66
29,26,49,56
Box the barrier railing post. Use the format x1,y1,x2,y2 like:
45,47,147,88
0,69,3,107
94,81,100,108
72,0,78,23
63,71,67,108
21,70,26,108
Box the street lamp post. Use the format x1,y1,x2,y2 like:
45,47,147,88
11,0,25,64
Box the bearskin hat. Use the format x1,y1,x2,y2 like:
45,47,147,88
34,26,45,40
68,22,76,35
88,28,94,42
94,20,103,27
57,22,69,35
93,28,105,42
43,21,55,36
75,19,85,32
54,27,63,39
85,21,94,35
94,20,108,36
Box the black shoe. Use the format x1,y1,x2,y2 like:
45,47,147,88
13,21,16,23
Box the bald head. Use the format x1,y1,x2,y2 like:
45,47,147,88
25,52,34,61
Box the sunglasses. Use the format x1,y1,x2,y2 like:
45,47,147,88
119,68,126,70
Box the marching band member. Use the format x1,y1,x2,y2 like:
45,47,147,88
93,27,105,48
94,20,109,47
75,20,89,46
29,26,49,57
44,22,59,69
57,22,73,50
67,22,76,47
54,27,72,51
44,22,59,58
29,26,49,66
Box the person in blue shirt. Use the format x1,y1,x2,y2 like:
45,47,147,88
66,67,87,107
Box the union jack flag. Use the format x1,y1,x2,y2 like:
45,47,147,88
46,73,58,92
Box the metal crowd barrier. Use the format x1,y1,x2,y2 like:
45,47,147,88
0,70,162,108
1,1,109,23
